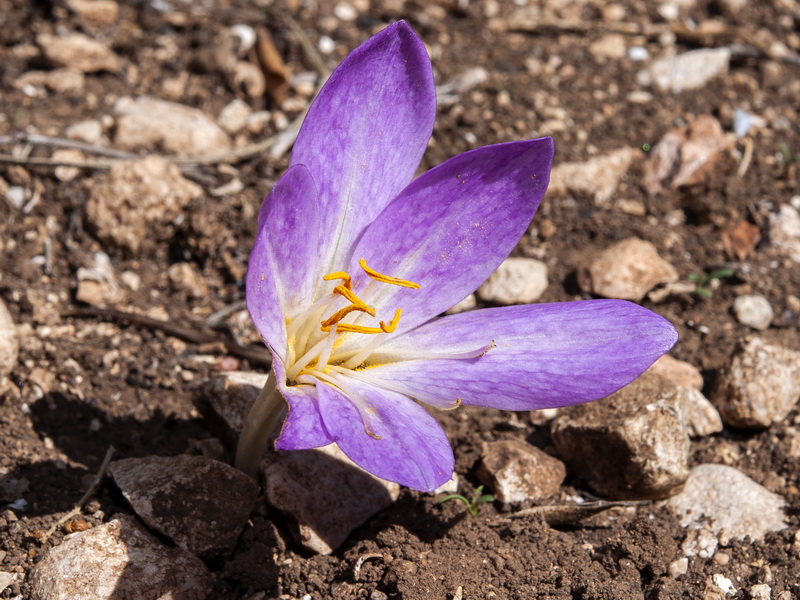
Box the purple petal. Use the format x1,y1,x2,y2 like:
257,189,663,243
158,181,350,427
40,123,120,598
274,357,333,450
246,165,322,360
353,300,678,410
315,378,454,492
347,138,554,335
291,21,435,275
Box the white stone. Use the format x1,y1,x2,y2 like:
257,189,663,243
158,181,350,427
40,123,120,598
446,294,478,314
218,99,252,135
433,472,459,495
548,147,638,205
750,584,772,600
732,294,773,330
14,68,85,95
712,574,736,595
585,237,679,301
551,371,690,499
712,338,800,429
52,149,85,183
65,119,105,145
109,455,258,558
681,525,718,558
113,96,232,157
37,32,121,73
29,516,213,599
769,204,800,263
205,371,268,435
0,571,15,593
668,557,688,578
86,156,203,252
168,262,209,299
65,0,119,23
75,251,124,306
0,298,19,377
263,443,400,554
589,34,627,59
667,464,786,541
637,48,731,93
678,386,723,437
477,257,548,305
333,2,358,20
477,439,565,503
647,354,703,390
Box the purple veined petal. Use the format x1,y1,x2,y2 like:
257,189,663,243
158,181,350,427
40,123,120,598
273,357,333,451
290,21,436,278
351,300,678,410
315,377,454,492
246,165,322,361
346,138,554,336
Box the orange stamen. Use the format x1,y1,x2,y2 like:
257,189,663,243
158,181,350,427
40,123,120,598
359,258,420,289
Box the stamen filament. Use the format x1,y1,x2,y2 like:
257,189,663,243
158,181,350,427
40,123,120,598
287,334,333,380
360,258,420,289
338,333,388,369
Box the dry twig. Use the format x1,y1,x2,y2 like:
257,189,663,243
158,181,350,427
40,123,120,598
64,305,271,366
41,446,115,542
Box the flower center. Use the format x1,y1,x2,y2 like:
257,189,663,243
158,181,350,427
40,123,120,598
284,259,419,383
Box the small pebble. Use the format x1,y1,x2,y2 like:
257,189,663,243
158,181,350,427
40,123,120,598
732,294,773,330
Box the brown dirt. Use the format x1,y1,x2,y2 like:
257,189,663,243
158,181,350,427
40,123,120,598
1,0,800,598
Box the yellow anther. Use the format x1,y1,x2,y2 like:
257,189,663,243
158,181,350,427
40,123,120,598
379,308,402,333
320,303,374,330
359,258,420,289
323,270,352,290
327,322,385,335
332,285,376,316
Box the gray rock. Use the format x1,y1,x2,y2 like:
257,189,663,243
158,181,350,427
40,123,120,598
647,354,704,390
206,371,269,436
109,455,258,558
0,298,19,377
263,443,399,554
477,257,548,305
769,204,800,263
477,439,565,503
551,371,690,499
86,156,203,253
584,237,679,301
712,338,800,429
732,294,774,330
667,464,786,541
114,96,232,157
29,516,214,600
37,32,121,73
637,48,731,93
548,147,638,205
678,386,723,438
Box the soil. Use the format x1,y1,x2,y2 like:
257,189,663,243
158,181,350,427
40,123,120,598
1,0,800,599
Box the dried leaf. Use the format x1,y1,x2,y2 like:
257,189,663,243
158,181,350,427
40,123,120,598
255,26,290,106
721,220,760,261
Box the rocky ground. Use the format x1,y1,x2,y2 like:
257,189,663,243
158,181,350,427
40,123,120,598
1,0,800,598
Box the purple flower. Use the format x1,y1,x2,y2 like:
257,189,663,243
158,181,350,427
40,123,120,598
240,22,678,491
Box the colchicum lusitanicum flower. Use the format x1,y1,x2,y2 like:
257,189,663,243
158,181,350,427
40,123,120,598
236,21,679,491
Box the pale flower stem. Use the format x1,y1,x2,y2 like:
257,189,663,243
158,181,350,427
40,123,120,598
234,373,285,479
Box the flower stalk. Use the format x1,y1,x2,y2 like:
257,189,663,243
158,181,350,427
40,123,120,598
235,375,285,478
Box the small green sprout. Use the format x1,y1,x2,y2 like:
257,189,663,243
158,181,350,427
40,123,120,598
778,141,800,164
687,267,734,298
437,485,495,517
